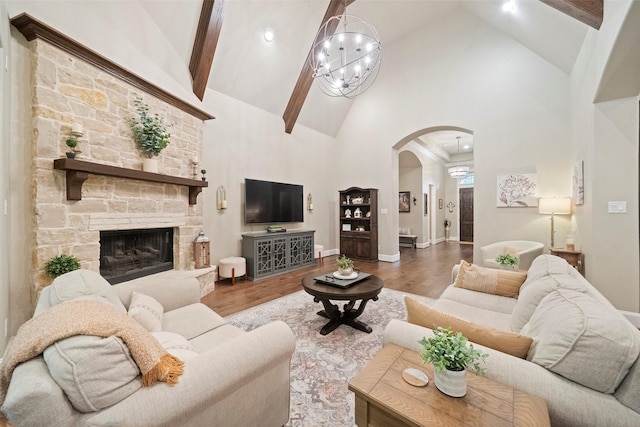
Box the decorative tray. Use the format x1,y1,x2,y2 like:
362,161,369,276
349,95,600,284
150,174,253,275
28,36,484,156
314,272,371,289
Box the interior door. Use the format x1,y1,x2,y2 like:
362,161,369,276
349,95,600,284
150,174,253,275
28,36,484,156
459,188,474,242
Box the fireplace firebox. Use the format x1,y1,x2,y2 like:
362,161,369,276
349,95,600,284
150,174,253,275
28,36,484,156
100,228,173,284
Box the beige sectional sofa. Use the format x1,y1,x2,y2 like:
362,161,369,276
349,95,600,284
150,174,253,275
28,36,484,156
384,255,640,427
1,270,296,426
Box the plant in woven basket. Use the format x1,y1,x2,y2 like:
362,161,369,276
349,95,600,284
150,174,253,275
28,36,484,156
336,255,354,275
44,254,81,278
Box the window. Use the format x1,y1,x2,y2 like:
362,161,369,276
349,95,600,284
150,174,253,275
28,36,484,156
460,172,474,185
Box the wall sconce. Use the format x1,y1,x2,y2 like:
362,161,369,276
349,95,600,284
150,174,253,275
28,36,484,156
216,186,227,210
307,193,313,211
193,231,210,269
447,202,456,213
538,197,572,248
412,196,417,206
191,157,199,179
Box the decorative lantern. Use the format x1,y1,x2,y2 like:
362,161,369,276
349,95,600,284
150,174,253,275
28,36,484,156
193,231,210,269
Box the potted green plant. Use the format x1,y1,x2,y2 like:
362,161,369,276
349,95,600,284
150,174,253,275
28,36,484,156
418,326,488,397
336,254,354,276
127,96,171,172
65,137,80,159
444,219,451,241
44,254,81,278
495,253,519,269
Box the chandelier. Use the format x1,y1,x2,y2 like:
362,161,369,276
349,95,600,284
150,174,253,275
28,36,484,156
309,4,382,98
448,137,470,178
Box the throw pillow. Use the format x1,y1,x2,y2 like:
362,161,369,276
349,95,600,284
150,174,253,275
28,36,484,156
151,331,199,361
454,260,527,298
521,289,640,394
128,292,164,332
43,335,141,412
405,297,533,359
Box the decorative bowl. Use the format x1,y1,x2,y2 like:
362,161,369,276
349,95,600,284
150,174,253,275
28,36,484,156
351,197,364,204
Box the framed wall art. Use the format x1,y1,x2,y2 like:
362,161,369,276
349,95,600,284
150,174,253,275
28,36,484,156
497,173,538,207
573,160,584,205
424,193,428,215
399,192,410,212
439,199,443,209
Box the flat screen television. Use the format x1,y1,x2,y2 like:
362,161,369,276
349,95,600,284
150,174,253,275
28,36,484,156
245,178,304,224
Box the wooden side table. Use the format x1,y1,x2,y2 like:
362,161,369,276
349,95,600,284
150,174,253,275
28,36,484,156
550,248,584,275
349,344,550,427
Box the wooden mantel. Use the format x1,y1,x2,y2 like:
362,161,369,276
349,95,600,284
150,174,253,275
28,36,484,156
53,158,208,205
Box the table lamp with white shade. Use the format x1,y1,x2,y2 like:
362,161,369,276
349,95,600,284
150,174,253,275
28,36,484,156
538,197,572,248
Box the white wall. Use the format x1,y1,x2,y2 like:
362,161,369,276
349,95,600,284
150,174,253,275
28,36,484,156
398,151,422,241
569,0,640,310
199,90,339,265
0,0,10,355
337,9,571,261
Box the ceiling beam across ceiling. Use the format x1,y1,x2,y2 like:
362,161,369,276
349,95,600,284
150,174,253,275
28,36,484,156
539,0,603,29
282,0,356,134
189,0,226,101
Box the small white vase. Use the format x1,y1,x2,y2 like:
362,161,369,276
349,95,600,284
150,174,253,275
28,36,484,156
434,369,467,397
143,158,158,173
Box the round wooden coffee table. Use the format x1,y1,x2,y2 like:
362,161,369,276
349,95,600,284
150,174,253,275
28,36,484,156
301,273,384,335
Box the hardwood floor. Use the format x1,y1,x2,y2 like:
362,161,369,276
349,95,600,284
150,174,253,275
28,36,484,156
201,241,473,317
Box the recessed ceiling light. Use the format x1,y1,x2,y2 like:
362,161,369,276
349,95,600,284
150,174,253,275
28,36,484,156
463,145,470,150
264,27,274,42
502,1,516,13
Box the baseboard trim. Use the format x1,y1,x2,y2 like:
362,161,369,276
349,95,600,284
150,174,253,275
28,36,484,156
379,252,400,263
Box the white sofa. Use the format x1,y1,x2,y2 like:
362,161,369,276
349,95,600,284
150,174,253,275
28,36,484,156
1,270,296,426
384,255,640,427
479,240,544,270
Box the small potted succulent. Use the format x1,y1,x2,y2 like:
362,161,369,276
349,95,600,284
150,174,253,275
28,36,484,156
418,326,488,397
495,253,519,269
65,137,80,159
44,254,81,278
336,254,354,276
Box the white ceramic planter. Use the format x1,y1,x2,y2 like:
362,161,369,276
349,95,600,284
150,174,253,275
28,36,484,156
143,158,158,173
434,369,467,397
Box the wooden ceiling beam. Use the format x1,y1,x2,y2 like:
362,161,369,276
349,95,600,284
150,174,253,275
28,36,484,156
189,0,226,101
539,0,603,29
283,0,356,134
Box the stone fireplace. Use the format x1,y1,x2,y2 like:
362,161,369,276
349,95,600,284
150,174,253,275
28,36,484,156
18,20,216,302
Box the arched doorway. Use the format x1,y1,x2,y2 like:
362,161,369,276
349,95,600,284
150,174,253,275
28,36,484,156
393,126,474,255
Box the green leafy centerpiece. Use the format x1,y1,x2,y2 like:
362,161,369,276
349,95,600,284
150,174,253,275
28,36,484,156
336,254,354,276
419,326,488,397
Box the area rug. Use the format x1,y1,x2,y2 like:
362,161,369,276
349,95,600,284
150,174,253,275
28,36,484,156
224,288,434,427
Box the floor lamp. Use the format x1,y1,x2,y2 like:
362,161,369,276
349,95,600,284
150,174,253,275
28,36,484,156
538,197,572,248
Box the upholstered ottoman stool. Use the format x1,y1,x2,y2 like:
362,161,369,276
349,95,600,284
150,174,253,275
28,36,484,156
314,244,324,266
218,256,247,285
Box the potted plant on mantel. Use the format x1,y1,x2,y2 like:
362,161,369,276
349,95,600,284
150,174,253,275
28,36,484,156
65,137,80,159
418,326,488,397
128,96,172,173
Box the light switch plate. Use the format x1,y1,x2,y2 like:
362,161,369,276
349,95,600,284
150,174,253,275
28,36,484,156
608,201,627,213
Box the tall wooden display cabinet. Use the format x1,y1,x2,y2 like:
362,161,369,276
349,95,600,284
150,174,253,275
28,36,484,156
339,187,378,261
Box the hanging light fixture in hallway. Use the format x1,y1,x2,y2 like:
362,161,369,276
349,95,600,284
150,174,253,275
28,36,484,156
448,137,470,178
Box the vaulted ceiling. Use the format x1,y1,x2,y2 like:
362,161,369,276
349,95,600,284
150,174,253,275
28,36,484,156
140,0,598,137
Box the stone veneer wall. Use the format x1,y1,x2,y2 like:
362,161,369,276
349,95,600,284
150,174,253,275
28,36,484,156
30,39,206,301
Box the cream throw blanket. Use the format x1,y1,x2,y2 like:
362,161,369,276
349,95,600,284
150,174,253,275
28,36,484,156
0,299,184,423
